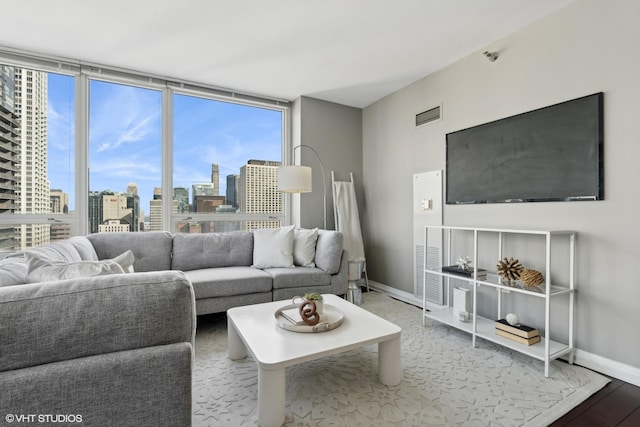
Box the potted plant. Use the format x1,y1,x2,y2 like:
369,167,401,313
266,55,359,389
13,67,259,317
303,293,323,314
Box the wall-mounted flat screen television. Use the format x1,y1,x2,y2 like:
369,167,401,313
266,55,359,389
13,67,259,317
446,92,603,204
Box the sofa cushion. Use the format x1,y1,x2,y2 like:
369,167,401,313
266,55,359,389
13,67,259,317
0,270,194,372
293,228,318,267
24,251,134,283
0,257,28,287
252,225,295,269
14,241,83,264
172,231,253,271
314,230,344,275
68,235,99,261
266,267,331,290
88,231,172,272
184,266,272,299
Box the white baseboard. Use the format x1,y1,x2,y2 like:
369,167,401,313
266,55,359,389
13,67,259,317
367,280,640,388
573,349,640,387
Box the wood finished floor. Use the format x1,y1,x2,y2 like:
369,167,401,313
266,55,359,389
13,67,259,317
549,375,640,426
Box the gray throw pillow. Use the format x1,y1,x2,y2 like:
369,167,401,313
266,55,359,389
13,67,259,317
25,250,135,283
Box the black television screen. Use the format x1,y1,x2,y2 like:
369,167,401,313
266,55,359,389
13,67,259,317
446,92,604,204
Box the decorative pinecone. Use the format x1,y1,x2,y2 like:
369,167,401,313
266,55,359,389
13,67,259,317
496,257,523,282
520,269,544,286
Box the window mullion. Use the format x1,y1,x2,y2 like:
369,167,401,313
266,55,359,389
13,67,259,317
75,73,89,235
162,86,174,232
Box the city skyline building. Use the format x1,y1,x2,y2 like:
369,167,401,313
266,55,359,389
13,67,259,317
49,188,70,242
1,66,282,242
211,163,219,195
192,183,215,213
126,182,141,232
173,186,190,213
149,187,163,231
0,65,20,251
226,174,238,209
239,159,281,230
14,68,49,249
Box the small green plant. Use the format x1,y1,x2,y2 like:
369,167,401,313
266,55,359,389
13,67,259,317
303,292,323,301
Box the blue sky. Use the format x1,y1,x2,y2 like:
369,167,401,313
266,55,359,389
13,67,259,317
47,73,282,214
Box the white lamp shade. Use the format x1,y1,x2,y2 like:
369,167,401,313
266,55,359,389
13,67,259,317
278,165,312,193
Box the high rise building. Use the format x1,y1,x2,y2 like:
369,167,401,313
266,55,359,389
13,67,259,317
50,189,68,214
14,68,49,249
239,159,281,230
149,187,177,231
88,191,105,234
226,174,238,209
102,193,132,229
173,186,190,213
0,65,20,251
126,182,141,232
192,183,215,213
211,163,219,195
99,219,129,233
149,187,163,231
194,195,225,213
49,189,70,241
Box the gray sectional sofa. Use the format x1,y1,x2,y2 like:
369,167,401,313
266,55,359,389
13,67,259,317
0,227,346,426
85,228,347,314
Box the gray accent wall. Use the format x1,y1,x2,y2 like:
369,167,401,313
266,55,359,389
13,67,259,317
362,0,640,374
294,96,363,231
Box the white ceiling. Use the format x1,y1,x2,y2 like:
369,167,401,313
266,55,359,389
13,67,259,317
0,0,575,108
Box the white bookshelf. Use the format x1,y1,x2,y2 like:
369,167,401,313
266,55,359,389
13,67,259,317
422,225,576,377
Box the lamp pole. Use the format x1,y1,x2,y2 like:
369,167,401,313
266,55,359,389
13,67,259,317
293,144,327,230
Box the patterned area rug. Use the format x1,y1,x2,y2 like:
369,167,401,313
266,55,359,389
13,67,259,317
193,292,608,426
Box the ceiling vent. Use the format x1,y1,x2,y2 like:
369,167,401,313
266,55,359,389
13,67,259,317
415,105,441,127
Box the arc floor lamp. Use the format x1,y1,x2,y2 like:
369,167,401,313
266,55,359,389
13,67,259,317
277,144,327,229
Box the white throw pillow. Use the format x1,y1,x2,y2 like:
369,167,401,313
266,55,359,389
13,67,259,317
25,250,135,283
113,250,135,273
252,225,295,269
293,228,318,267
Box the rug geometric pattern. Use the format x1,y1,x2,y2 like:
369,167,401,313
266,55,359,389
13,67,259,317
193,291,608,426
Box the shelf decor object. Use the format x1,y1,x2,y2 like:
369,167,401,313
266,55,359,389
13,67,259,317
421,225,576,377
442,265,487,279
521,269,545,287
497,256,524,284
456,255,472,270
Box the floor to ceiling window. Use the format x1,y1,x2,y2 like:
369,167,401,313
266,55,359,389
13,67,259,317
0,64,75,251
0,50,290,251
172,93,284,233
88,80,162,233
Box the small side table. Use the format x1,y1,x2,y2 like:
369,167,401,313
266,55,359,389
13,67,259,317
346,280,362,305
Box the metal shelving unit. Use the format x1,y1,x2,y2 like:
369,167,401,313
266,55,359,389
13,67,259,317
422,225,576,377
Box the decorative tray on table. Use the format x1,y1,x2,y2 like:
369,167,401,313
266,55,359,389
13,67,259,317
274,303,344,333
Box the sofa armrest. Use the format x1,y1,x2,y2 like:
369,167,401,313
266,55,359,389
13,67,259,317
331,250,349,295
0,270,195,372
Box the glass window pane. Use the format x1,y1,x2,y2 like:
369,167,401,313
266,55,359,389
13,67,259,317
89,80,161,233
0,65,74,250
173,95,283,233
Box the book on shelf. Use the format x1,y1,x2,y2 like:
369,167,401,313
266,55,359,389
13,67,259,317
441,265,487,279
495,328,541,346
495,319,539,338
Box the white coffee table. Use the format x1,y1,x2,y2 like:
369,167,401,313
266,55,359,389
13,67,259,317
227,294,402,427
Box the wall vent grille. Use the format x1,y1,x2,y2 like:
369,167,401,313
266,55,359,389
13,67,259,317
416,106,441,127
414,244,424,297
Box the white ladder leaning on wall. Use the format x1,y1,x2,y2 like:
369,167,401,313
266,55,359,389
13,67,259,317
331,172,369,293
